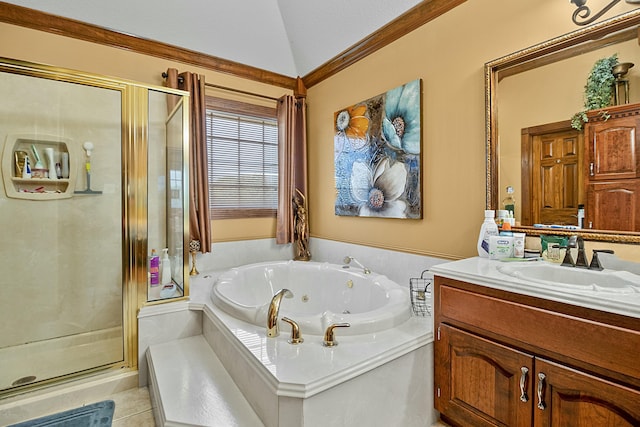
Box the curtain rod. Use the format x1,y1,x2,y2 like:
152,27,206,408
161,72,280,102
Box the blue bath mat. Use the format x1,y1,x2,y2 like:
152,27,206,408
8,400,115,427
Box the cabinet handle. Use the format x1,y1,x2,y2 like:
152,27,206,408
537,372,547,410
589,162,594,176
519,367,529,402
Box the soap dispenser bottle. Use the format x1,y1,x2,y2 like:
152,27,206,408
161,248,172,285
477,210,499,258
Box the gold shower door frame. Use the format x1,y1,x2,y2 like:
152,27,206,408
0,58,190,397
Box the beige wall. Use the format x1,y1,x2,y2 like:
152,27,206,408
2,0,639,261
307,0,640,261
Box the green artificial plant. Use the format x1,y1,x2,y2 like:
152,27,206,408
571,54,618,130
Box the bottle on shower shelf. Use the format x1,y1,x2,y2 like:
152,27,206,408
149,249,160,286
161,248,172,285
22,155,31,179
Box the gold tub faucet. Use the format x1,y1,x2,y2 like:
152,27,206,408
267,288,293,338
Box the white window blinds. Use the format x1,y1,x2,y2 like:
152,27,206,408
206,109,278,219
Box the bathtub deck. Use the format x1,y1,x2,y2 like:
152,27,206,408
147,335,264,427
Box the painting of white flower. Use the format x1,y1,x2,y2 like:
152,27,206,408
334,79,422,219
350,158,408,217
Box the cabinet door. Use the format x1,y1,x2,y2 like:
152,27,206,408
585,115,640,181
585,179,640,231
435,324,533,427
534,358,640,427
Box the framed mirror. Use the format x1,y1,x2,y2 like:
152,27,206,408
486,9,640,243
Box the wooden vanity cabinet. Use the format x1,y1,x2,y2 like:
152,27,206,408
434,276,640,427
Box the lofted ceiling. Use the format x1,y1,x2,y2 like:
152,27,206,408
2,0,424,78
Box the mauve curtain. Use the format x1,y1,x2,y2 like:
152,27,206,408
276,92,308,244
164,68,212,253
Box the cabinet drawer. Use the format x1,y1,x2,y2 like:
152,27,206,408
438,283,640,381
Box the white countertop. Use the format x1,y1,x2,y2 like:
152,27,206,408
430,257,640,319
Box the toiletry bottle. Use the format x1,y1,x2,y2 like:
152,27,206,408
477,210,499,258
22,155,32,179
502,186,516,217
577,204,585,228
513,232,526,258
149,249,160,286
161,248,172,285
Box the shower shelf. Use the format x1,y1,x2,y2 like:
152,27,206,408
1,134,76,200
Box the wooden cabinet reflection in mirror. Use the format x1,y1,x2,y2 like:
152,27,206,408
522,102,640,232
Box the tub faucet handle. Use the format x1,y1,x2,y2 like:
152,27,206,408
323,323,350,347
281,317,304,344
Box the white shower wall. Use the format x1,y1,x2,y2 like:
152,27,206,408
0,72,123,350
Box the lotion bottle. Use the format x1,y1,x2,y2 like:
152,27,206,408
149,249,160,286
477,210,499,258
161,248,172,285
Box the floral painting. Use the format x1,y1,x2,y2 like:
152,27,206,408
334,79,422,218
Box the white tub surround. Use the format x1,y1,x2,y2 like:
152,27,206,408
430,257,640,318
137,300,203,387
211,260,411,335
203,301,431,399
147,335,264,427
142,269,436,427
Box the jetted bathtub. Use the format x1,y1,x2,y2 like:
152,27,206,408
210,260,411,335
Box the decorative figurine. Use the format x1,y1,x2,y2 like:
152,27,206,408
293,189,311,261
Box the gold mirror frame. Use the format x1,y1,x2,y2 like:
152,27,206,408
485,9,640,244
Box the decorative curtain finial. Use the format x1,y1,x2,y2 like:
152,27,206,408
189,240,201,276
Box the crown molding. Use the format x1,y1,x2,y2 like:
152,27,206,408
0,0,465,90
0,1,297,89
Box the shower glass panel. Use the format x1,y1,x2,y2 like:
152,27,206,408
147,90,187,302
0,69,124,392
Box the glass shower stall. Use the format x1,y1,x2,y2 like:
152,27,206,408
0,58,189,396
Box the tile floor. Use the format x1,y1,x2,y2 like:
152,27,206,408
109,387,155,426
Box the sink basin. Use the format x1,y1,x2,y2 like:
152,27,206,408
496,263,640,293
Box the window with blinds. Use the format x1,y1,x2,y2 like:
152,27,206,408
205,97,278,219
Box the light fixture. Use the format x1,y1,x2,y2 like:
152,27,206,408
571,0,640,26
